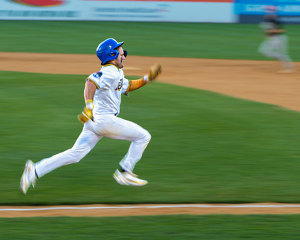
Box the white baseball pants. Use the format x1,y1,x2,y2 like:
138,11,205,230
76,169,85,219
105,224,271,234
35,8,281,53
258,35,293,68
35,114,151,178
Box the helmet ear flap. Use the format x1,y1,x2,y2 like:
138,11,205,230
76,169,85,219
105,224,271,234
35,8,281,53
110,49,119,59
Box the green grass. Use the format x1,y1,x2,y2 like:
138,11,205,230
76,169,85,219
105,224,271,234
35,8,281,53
2,71,300,204
0,21,300,60
1,215,300,239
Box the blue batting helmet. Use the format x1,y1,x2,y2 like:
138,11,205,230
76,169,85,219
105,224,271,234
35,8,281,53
96,38,124,65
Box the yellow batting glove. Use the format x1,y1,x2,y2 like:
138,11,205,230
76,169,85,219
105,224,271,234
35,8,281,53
78,100,94,124
147,64,162,81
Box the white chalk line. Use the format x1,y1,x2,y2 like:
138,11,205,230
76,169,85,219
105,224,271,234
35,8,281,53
1,204,300,212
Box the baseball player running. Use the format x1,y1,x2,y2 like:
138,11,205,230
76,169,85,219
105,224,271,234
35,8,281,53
20,38,162,194
258,6,294,73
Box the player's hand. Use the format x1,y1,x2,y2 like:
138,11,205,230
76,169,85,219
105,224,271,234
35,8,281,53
78,100,94,124
147,64,162,81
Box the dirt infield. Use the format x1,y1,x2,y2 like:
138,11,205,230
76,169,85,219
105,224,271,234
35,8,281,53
1,52,299,111
1,52,300,217
1,203,300,218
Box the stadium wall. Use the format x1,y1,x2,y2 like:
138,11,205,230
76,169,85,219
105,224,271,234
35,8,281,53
0,0,236,23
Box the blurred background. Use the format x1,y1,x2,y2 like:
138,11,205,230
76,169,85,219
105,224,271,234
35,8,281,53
1,0,300,239
2,0,300,24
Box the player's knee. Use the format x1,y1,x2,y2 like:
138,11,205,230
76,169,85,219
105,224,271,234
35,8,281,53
146,131,151,142
134,128,151,144
143,130,151,143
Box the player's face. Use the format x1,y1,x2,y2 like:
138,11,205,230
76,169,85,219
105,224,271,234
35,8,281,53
115,47,126,68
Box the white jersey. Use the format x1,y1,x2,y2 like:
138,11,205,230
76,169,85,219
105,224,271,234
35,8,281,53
87,64,130,119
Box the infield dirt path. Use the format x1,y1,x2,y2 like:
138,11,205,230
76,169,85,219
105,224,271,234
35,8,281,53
1,203,300,218
1,52,300,217
1,52,299,111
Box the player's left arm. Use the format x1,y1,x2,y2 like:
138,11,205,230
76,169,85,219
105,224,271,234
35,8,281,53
127,64,162,92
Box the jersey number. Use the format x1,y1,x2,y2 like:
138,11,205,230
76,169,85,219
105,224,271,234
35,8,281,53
115,78,123,91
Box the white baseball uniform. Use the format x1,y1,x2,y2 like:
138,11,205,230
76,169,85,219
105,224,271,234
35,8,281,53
35,64,151,178
258,16,293,69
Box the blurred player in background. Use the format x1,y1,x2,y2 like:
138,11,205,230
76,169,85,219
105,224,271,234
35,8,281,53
258,5,295,73
20,38,162,194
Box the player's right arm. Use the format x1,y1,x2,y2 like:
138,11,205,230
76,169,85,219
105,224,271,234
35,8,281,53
78,78,98,124
84,79,97,103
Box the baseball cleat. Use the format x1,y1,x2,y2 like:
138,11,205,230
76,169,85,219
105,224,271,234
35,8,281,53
113,169,148,186
20,160,37,194
113,169,129,186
